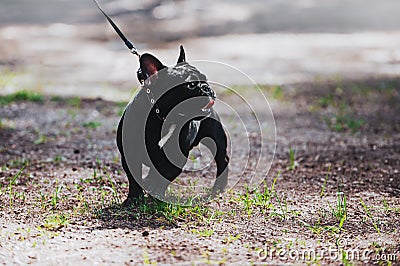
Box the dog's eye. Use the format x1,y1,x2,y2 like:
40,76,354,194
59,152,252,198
187,82,197,90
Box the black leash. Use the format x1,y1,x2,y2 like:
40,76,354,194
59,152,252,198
92,0,140,57
92,0,170,121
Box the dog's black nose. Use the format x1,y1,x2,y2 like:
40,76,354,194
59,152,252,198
200,83,216,99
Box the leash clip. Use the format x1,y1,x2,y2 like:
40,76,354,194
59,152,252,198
130,47,140,57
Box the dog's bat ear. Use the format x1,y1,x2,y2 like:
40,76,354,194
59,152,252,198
139,53,165,78
177,45,186,64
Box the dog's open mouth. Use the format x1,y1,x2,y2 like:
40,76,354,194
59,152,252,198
202,97,215,112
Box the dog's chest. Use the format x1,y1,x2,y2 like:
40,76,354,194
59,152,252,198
127,87,202,152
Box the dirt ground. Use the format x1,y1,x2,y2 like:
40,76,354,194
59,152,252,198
0,77,399,265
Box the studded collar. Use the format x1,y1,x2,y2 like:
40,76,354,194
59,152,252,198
142,85,166,121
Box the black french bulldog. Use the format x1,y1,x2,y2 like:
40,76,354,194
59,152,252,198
117,45,229,205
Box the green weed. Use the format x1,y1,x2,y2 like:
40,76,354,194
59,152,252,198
8,164,26,208
104,169,121,205
340,248,352,266
66,97,81,108
318,94,334,108
53,155,65,163
201,251,227,265
191,228,214,237
260,85,284,100
360,198,381,234
233,172,289,220
273,190,288,220
0,90,44,105
328,190,347,229
82,121,102,129
272,86,283,100
223,233,241,244
42,213,69,231
288,148,296,170
328,112,365,133
51,185,63,208
143,249,157,265
316,88,366,133
33,131,47,145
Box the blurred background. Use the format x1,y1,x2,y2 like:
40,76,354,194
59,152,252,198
1,0,400,100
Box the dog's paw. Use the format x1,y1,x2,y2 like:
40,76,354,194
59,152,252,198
121,196,143,208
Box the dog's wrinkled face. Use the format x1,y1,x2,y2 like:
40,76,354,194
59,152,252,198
137,45,216,118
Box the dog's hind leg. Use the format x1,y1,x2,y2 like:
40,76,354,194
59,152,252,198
117,113,144,206
121,156,144,206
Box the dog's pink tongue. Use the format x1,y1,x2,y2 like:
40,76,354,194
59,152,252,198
203,98,215,110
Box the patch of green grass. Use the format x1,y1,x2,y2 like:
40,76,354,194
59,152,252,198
315,87,367,133
260,85,284,100
232,172,289,220
42,213,69,231
89,157,215,224
328,113,365,133
66,96,81,108
318,94,334,108
50,95,63,102
301,218,341,236
53,155,65,163
191,228,214,237
95,197,213,226
33,131,47,145
272,85,283,100
223,233,241,244
252,175,277,209
0,90,44,105
82,121,102,129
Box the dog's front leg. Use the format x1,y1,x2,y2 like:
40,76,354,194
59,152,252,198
200,136,229,196
195,115,229,197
